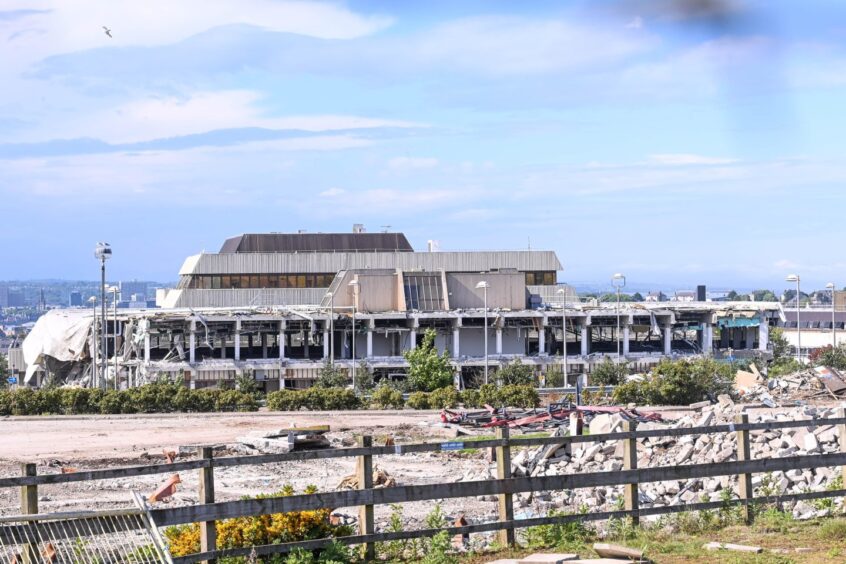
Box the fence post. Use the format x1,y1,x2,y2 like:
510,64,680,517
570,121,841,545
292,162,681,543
357,435,375,561
20,463,38,564
735,413,753,524
495,426,515,547
839,408,846,487
198,447,216,564
622,420,639,527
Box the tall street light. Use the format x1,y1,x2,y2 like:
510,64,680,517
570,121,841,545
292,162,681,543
476,281,490,385
611,273,626,357
88,295,98,387
831,282,838,347
786,274,801,362
94,243,112,389
109,285,118,389
556,287,568,385
348,279,359,391
326,291,335,367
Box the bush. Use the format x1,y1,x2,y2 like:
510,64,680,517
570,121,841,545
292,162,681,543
215,390,257,412
590,358,629,386
406,391,431,410
371,385,404,409
496,384,540,408
428,386,460,409
612,358,734,406
495,359,535,386
459,389,480,408
267,389,304,411
267,388,361,411
314,361,349,389
477,383,499,407
811,344,846,370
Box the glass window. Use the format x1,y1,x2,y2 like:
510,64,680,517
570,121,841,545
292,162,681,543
211,276,221,289
544,272,556,285
259,275,269,288
296,275,306,288
278,275,287,288
221,275,231,288
230,276,241,289
201,276,211,289
287,275,297,288
248,275,258,288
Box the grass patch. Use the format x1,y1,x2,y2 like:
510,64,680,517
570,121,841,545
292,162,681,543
819,518,846,541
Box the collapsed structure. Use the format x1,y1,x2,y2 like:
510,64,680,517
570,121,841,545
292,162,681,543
23,229,783,389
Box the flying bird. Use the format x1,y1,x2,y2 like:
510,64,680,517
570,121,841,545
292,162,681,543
103,26,112,38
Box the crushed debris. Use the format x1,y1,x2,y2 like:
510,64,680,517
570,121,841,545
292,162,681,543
337,467,396,490
737,365,846,406
236,426,331,454
441,404,663,431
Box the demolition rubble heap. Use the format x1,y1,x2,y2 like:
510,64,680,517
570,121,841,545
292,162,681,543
459,399,845,521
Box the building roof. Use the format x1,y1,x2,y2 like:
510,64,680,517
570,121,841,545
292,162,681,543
220,232,414,253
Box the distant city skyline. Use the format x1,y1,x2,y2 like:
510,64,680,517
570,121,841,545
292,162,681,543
3,2,846,289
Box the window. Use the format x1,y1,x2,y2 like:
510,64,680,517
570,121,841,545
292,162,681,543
259,275,270,288
296,275,306,288
543,272,556,285
211,276,221,289
222,275,231,288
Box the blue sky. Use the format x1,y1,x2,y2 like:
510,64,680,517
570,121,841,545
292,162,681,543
2,1,846,292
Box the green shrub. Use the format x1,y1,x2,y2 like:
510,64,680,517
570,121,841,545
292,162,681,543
403,329,454,391
428,386,460,409
495,359,535,386
0,389,12,416
215,390,257,412
371,385,404,410
267,388,361,411
478,383,499,407
99,390,127,414
314,361,349,389
497,384,539,408
459,389,480,408
589,358,629,386
406,391,431,410
267,389,304,411
612,358,734,406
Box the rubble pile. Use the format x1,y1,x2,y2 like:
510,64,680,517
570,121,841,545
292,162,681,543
494,401,846,521
737,365,846,406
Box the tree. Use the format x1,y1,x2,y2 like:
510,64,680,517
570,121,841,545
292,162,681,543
0,353,7,389
314,360,348,388
403,329,454,391
769,327,791,363
590,357,629,386
495,359,535,386
631,292,644,302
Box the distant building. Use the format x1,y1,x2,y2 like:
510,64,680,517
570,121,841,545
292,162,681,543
673,290,696,302
120,280,148,302
69,291,83,307
645,291,667,302
0,286,7,308
7,289,25,307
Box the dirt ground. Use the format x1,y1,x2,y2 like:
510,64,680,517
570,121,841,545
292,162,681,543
0,410,500,533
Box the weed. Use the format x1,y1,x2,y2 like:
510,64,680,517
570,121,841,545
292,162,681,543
819,518,846,541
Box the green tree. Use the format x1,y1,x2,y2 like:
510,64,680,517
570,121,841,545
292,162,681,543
631,292,644,302
495,359,535,386
770,327,790,363
403,329,454,391
314,360,348,388
590,357,629,386
0,353,7,389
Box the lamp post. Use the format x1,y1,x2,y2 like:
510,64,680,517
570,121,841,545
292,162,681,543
348,280,359,391
827,282,836,348
88,295,98,387
786,274,801,362
476,281,490,385
611,273,626,357
110,286,118,389
556,287,568,384
326,291,335,367
94,243,111,389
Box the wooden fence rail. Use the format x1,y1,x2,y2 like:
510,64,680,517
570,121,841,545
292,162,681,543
3,408,846,563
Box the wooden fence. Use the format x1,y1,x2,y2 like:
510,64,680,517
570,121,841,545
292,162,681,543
3,408,846,563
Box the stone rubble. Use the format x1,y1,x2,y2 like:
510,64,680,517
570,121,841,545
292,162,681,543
502,403,846,521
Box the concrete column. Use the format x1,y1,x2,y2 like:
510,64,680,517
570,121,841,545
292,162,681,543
758,322,769,352
189,320,196,364
410,328,417,350
189,376,196,390
234,320,241,361
323,323,330,359
538,327,546,356
366,319,374,358
278,320,286,360
622,324,630,356
220,334,226,359
663,325,672,356
261,333,267,359
496,327,503,355
144,332,151,363
703,323,714,355
452,327,460,359
580,325,590,356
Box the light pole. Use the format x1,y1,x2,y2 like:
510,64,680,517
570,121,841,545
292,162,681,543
94,243,111,389
110,286,118,389
786,274,801,362
476,281,490,385
326,291,335,367
612,273,626,357
348,280,359,391
556,287,568,384
88,295,98,387
827,282,836,348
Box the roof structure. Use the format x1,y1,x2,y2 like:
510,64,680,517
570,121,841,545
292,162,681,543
220,232,414,253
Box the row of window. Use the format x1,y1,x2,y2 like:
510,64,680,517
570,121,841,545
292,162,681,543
525,271,556,286
187,274,336,289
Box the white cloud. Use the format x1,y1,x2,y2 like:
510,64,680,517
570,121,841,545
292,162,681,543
649,154,739,166
22,90,421,144
387,156,439,170
319,187,346,197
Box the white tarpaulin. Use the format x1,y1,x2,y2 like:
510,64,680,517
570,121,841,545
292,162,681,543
21,309,94,383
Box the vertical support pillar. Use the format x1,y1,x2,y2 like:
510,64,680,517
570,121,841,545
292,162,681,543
366,319,374,358
356,435,375,560
261,333,267,359
736,413,753,524
580,324,590,356
538,326,546,356
323,323,330,360
703,323,714,355
198,447,216,563
189,320,196,364
663,325,672,356
746,326,757,350
452,325,460,359
496,326,503,355
143,331,151,364
758,321,769,352
622,323,630,356
220,335,226,359
622,420,638,526
234,320,241,361
20,463,38,564
278,321,286,360
838,408,846,487
495,426,515,547
410,328,417,350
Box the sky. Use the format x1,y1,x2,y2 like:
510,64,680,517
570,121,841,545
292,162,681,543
1,0,846,292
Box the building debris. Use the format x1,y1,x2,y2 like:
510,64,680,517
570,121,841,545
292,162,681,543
703,542,762,553
236,426,330,454
337,467,396,490
737,366,846,405
441,404,663,431
592,543,644,560
148,474,181,503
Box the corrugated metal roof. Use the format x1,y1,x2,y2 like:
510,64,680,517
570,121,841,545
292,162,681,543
220,233,414,253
